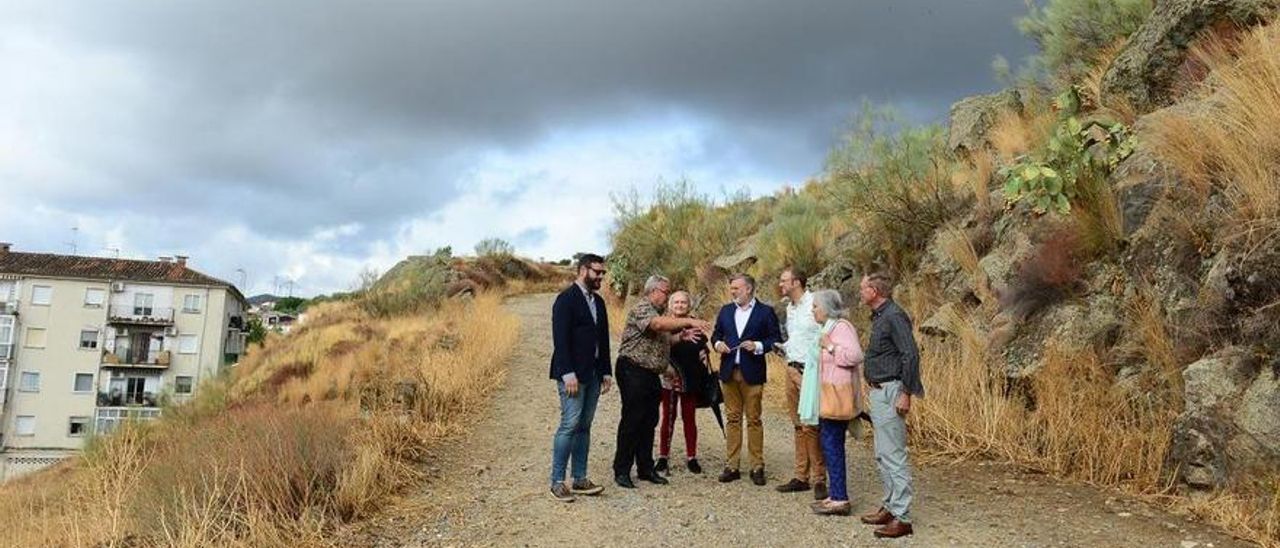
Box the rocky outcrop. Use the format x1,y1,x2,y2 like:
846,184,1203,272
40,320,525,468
947,89,1024,155
711,233,759,273
1172,346,1280,488
1101,0,1276,113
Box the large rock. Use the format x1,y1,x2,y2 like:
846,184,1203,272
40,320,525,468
999,292,1123,377
1171,346,1280,489
711,233,759,272
1101,0,1275,113
947,89,1024,155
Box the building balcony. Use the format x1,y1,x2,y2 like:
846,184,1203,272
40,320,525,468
107,305,174,325
96,391,160,408
101,348,171,369
0,300,17,315
94,406,162,434
0,342,11,362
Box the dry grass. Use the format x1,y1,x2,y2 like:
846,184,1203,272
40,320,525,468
0,293,520,547
1148,22,1280,241
912,309,1175,487
950,151,996,219
988,104,1057,164
907,289,1280,544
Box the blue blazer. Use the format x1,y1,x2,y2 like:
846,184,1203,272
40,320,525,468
549,284,611,382
711,300,781,386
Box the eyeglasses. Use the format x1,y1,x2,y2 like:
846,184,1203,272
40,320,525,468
588,267,607,276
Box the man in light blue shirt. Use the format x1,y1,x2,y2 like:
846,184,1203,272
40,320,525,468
772,267,826,499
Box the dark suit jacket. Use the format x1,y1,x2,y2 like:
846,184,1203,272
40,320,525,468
711,300,781,385
549,283,611,382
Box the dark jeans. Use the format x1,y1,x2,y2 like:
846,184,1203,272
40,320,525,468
820,418,850,501
613,357,662,477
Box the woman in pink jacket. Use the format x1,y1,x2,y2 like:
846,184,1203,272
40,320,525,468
809,289,865,516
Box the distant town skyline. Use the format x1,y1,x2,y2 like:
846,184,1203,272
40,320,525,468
1,1,1035,296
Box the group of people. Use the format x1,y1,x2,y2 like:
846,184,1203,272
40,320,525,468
547,253,923,539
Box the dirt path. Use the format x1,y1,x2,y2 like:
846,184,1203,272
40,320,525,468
357,293,1247,547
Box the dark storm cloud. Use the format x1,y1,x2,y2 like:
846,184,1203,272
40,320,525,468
2,1,1034,291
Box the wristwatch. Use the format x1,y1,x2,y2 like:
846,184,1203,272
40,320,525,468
825,344,835,354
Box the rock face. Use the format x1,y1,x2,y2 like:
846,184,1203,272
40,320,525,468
947,89,1024,155
1172,346,1280,489
1101,0,1275,113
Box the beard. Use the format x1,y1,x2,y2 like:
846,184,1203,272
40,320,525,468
585,276,602,291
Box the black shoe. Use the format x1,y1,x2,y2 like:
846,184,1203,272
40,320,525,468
637,472,669,485
750,468,766,486
775,478,810,493
655,457,668,473
718,468,741,483
614,474,636,489
687,459,703,474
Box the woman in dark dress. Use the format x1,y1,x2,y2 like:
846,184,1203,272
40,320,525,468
656,290,708,474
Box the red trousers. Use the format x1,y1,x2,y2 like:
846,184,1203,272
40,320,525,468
659,388,698,459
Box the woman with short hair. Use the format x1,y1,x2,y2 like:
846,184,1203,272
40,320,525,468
808,289,865,516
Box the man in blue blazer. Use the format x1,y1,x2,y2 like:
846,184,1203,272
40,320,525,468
710,273,781,486
548,253,613,502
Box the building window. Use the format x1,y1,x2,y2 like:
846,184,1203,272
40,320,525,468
23,327,46,348
79,329,99,350
0,316,13,345
182,294,201,313
74,373,94,393
84,288,106,308
133,293,154,316
68,416,90,437
18,371,39,392
94,407,161,434
178,334,199,354
31,285,52,306
15,415,35,436
174,375,194,394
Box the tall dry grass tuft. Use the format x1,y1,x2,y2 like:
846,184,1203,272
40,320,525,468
0,292,520,546
911,304,1176,489
1148,22,1280,239
988,104,1057,164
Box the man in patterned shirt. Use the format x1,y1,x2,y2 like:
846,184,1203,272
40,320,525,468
612,275,712,489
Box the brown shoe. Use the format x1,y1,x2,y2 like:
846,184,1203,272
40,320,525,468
859,507,893,525
873,519,914,538
718,468,741,483
811,499,852,516
550,483,576,502
570,479,605,496
775,478,810,493
812,482,828,500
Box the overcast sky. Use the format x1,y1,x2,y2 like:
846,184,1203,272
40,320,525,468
0,1,1035,296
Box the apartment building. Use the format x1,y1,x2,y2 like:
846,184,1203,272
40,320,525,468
0,243,248,481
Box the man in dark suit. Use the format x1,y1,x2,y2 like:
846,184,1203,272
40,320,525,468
548,253,613,502
711,273,781,486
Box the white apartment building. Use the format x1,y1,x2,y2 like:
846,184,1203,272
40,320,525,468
0,243,248,481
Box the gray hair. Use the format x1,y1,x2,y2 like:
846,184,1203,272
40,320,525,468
643,274,670,295
730,273,756,292
812,289,847,320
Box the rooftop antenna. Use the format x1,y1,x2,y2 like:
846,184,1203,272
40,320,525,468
284,279,296,298
235,268,247,290
65,225,79,255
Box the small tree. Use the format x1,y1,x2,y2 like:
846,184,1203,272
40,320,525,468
475,238,515,258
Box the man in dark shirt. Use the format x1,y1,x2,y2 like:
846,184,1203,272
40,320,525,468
857,272,922,539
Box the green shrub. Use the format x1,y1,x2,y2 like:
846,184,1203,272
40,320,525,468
753,192,835,282
358,248,453,318
824,110,965,274
474,237,515,258
1018,0,1152,82
608,180,769,295
1000,116,1134,214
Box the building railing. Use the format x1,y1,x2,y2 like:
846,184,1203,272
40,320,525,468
101,348,170,368
94,407,162,434
0,343,11,361
0,300,17,315
107,305,174,324
96,391,160,408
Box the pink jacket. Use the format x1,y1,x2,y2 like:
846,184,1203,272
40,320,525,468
819,320,864,386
